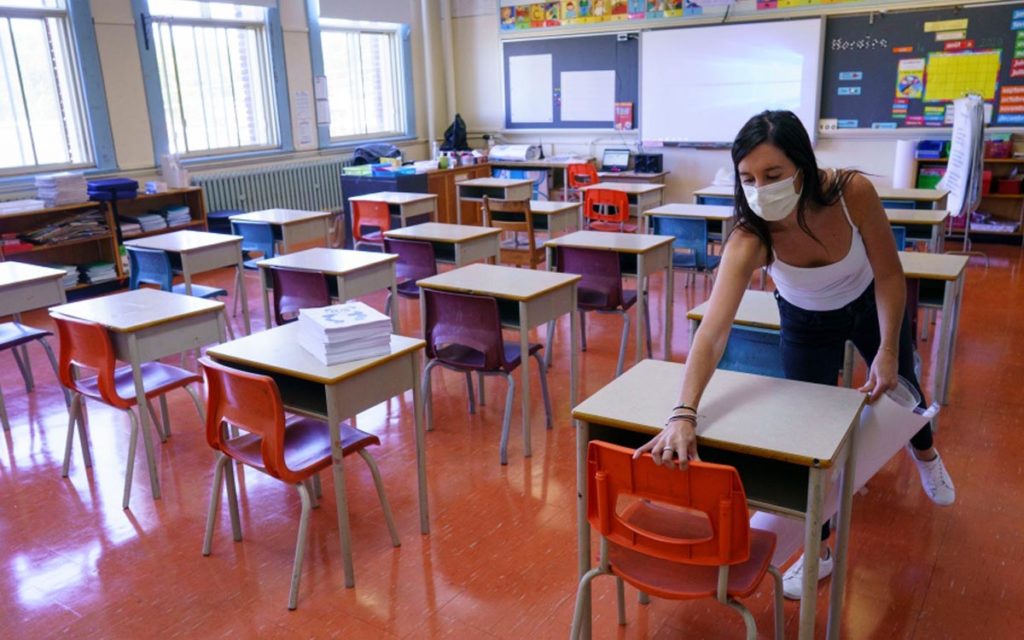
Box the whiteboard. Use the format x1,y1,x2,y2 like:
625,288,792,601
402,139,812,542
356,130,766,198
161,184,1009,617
640,19,824,145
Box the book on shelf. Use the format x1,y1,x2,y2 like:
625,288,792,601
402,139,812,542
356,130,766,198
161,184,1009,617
297,301,392,365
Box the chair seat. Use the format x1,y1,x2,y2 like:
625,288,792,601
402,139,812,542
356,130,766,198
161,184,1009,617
396,280,421,298
76,362,202,406
0,322,52,350
359,231,385,244
589,221,638,233
671,253,722,272
607,501,776,600
578,287,638,312
171,283,228,299
435,341,542,372
225,418,379,478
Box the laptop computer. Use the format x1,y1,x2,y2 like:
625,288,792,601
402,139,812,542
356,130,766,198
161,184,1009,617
600,148,631,173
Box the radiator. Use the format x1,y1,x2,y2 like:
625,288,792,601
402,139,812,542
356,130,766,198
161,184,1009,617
192,158,347,213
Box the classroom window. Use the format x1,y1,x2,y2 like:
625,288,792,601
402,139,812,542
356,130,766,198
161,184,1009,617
0,0,93,174
320,20,407,141
148,0,279,156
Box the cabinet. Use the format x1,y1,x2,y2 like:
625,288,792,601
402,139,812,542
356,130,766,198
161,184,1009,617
915,157,1024,243
114,187,208,241
428,163,491,225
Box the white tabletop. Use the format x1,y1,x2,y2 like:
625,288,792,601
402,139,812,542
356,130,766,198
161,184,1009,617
458,178,533,189
417,263,580,301
579,182,665,195
528,200,581,215
383,223,501,243
545,230,674,254
885,209,949,225
347,192,438,205
0,262,67,290
123,229,242,253
687,290,779,329
899,251,969,281
645,203,734,220
230,209,331,225
257,247,396,275
51,288,223,333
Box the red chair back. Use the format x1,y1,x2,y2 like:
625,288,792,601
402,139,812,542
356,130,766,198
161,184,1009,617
555,246,626,310
199,357,302,483
383,237,437,283
587,441,751,566
269,267,331,325
352,200,391,244
51,314,128,408
422,288,507,371
567,163,599,190
583,188,631,227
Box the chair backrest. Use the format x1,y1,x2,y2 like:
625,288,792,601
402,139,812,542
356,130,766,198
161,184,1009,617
482,196,542,267
422,288,507,370
587,441,751,566
891,225,907,249
352,200,391,243
652,216,712,269
269,267,331,326
555,245,625,309
199,356,299,482
383,237,437,283
881,200,916,210
51,313,128,408
718,326,786,379
583,188,630,226
127,246,173,291
231,220,276,258
567,163,599,189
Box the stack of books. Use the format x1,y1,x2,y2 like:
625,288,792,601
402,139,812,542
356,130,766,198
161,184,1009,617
297,302,392,365
162,205,191,227
0,199,45,214
35,173,89,207
79,261,118,284
121,212,167,233
21,210,108,245
45,264,81,289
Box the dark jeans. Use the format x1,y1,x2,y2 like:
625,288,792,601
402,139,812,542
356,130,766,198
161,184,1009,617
775,281,933,541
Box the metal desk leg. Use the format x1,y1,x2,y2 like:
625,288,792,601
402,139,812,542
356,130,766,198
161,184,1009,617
827,413,860,640
127,333,161,502
798,466,826,639
635,254,647,367
520,301,532,458
326,387,355,588
663,246,674,361
570,286,578,412
842,340,855,388
411,351,429,534
236,258,251,335
577,418,592,640
261,268,272,328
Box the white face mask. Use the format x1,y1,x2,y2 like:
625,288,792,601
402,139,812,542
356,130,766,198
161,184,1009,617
742,170,802,222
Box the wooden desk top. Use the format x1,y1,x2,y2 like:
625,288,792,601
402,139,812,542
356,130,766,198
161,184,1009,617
572,359,865,468
579,182,665,195
417,263,580,301
545,230,674,254
597,170,670,179
687,290,779,329
876,187,948,202
0,262,66,290
693,185,735,198
51,289,223,333
885,209,949,225
347,192,438,205
899,251,969,281
489,157,594,169
645,203,734,220
123,229,242,253
207,322,424,385
383,223,501,243
257,247,396,275
457,178,533,189
229,209,331,225
528,200,581,215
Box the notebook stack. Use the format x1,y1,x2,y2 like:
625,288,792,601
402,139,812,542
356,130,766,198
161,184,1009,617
47,264,81,289
121,212,167,234
162,205,191,227
35,173,89,207
79,261,118,284
21,210,108,245
297,301,392,366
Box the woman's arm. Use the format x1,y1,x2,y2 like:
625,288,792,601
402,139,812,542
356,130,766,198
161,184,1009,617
634,228,768,468
846,174,906,402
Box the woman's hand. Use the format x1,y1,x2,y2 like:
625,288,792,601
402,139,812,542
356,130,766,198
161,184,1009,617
633,417,700,469
860,349,898,403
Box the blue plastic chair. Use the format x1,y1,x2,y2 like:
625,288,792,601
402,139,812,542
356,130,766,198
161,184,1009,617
880,200,916,210
230,220,276,317
718,326,786,379
651,217,722,286
891,225,907,250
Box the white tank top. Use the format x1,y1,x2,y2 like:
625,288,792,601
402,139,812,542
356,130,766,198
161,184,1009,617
767,191,874,311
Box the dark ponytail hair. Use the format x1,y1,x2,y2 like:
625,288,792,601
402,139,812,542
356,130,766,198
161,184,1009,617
731,110,857,259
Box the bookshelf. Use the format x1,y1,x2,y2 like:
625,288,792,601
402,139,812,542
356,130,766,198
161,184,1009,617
114,187,208,240
914,156,1024,242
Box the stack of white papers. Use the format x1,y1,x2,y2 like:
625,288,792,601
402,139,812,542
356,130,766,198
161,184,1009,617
297,301,392,365
35,172,89,207
122,213,167,233
162,205,191,227
0,199,45,214
44,264,81,289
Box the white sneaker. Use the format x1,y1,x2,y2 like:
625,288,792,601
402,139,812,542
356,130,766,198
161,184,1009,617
782,549,833,600
909,447,956,506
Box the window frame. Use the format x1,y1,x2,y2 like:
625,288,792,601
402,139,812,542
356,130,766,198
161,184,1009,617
133,0,292,163
0,0,115,181
307,9,415,149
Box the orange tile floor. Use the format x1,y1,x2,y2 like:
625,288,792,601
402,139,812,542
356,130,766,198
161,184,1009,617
1,244,1022,639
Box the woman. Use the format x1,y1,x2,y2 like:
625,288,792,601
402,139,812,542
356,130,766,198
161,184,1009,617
634,110,955,600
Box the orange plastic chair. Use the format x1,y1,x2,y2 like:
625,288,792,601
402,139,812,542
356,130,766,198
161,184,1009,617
52,314,204,510
199,357,399,610
583,188,637,233
570,441,783,640
567,163,600,200
351,199,391,250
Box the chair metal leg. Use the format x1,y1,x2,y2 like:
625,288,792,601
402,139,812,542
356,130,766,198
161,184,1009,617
122,409,141,510
62,394,82,475
616,576,627,625
0,385,8,431
638,591,650,605
289,482,314,610
203,454,230,556
579,310,588,351
532,352,553,429
725,598,758,640
12,345,33,393
543,319,556,369
159,395,171,437
477,371,486,406
465,371,476,415
616,312,632,378
357,448,401,547
642,292,652,359
231,270,242,318
303,478,320,509
223,457,242,541
422,360,438,432
768,565,784,640
38,337,71,407
499,373,516,465
569,566,607,640
146,399,168,443
184,384,206,424
223,314,236,341
312,473,322,499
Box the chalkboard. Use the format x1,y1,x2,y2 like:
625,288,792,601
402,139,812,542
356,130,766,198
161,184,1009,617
821,2,1024,131
502,34,639,129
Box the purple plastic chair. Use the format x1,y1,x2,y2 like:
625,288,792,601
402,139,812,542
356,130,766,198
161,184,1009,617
421,288,552,464
0,322,68,431
554,245,651,377
269,267,331,326
383,237,437,316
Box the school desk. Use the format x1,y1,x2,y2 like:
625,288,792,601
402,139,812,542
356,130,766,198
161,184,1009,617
886,208,949,252
489,157,596,202
347,191,438,229
50,289,226,502
207,325,427,588
571,359,866,640
596,170,670,184
229,209,331,254
123,230,251,335
0,262,67,389
899,251,968,406
416,263,580,459
479,200,581,236
694,184,950,211
642,202,734,239
544,230,674,363
256,248,399,332
383,222,501,266
578,181,666,221
455,177,534,225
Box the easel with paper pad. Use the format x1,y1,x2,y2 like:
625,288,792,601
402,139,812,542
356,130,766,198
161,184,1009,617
940,94,989,265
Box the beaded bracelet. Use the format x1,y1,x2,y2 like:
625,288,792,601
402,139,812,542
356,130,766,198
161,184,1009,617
672,402,698,414
666,414,697,425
